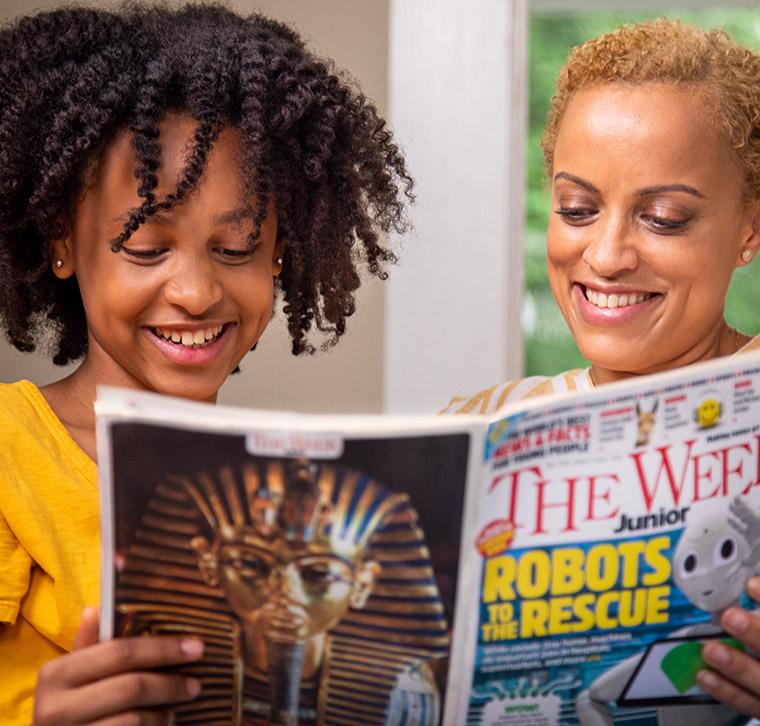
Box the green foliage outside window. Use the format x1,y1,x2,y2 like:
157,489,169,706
525,8,760,377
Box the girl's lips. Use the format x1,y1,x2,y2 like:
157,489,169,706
573,283,661,326
143,324,232,365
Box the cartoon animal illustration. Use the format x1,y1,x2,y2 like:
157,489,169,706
635,399,659,447
576,495,760,726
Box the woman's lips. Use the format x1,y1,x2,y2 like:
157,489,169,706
574,283,661,326
143,323,232,365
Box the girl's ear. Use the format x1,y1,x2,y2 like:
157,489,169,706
272,233,286,277
50,235,75,279
738,200,760,267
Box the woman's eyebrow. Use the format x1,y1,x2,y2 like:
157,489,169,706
553,171,598,192
636,184,705,198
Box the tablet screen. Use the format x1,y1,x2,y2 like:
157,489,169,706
618,635,743,707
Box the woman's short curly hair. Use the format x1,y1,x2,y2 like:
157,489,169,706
0,3,413,365
542,19,760,201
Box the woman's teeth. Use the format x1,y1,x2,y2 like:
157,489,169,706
154,325,223,347
585,288,653,309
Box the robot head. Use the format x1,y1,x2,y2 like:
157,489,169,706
673,498,749,612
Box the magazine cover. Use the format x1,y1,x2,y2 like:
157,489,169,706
96,396,481,726
463,351,760,726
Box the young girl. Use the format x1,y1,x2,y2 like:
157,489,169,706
445,19,760,722
0,5,412,723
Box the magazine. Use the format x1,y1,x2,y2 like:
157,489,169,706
96,349,760,725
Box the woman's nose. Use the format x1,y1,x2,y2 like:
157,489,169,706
162,252,223,315
581,216,639,277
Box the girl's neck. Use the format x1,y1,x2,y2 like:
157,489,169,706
40,370,99,461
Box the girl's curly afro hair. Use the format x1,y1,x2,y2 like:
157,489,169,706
0,3,413,365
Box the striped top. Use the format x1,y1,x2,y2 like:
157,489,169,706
441,333,760,416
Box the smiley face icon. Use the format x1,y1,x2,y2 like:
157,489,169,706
695,391,722,429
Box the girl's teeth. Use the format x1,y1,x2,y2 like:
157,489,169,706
585,289,652,309
154,324,224,347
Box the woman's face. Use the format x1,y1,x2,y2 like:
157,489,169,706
547,83,759,382
58,114,280,401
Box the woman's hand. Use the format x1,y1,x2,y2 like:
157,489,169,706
698,577,760,716
33,607,204,725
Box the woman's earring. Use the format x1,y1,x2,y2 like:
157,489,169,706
742,249,754,264
55,259,63,269
276,257,283,266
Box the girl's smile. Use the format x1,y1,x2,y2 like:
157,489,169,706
52,114,281,403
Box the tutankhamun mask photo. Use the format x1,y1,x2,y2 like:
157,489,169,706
115,457,450,725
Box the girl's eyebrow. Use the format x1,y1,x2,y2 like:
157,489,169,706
112,207,254,227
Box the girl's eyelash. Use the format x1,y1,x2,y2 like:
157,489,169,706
121,247,166,259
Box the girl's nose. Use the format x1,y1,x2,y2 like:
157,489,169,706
163,253,223,315
581,217,639,277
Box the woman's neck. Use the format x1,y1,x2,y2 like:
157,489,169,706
589,321,750,387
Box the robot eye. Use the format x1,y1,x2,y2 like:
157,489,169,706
680,552,698,576
713,536,738,566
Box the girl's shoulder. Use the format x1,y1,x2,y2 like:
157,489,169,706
439,368,591,416
0,380,93,475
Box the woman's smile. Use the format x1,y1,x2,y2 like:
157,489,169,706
574,283,662,326
546,83,757,384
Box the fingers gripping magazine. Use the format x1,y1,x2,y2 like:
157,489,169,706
96,350,760,725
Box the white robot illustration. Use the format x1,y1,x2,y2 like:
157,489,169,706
576,495,760,726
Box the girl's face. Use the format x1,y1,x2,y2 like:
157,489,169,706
57,114,281,401
546,83,760,382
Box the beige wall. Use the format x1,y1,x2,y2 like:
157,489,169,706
0,0,389,413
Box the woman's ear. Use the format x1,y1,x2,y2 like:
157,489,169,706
738,200,760,267
49,235,75,279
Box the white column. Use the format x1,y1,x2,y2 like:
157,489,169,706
384,0,528,413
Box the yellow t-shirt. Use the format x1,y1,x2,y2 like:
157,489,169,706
0,380,99,724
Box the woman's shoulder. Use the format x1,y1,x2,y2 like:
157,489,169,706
439,368,591,416
738,333,760,354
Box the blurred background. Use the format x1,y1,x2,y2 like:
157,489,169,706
1,1,759,411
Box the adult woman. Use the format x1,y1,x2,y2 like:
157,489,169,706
445,18,760,720
445,18,760,415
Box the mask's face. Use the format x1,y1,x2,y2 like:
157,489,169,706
197,532,378,640
673,514,749,612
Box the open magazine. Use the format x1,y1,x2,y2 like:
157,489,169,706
96,350,760,725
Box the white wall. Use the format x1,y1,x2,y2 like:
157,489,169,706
384,0,527,413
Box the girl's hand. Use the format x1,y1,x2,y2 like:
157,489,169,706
33,607,204,725
697,577,760,716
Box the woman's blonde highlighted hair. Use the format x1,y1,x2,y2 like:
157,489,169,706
542,19,760,200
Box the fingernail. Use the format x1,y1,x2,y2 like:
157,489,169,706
703,643,731,666
180,638,204,658
185,677,202,698
748,577,760,597
698,670,719,689
724,608,750,633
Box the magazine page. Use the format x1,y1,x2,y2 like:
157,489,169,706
455,351,760,726
96,389,484,726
